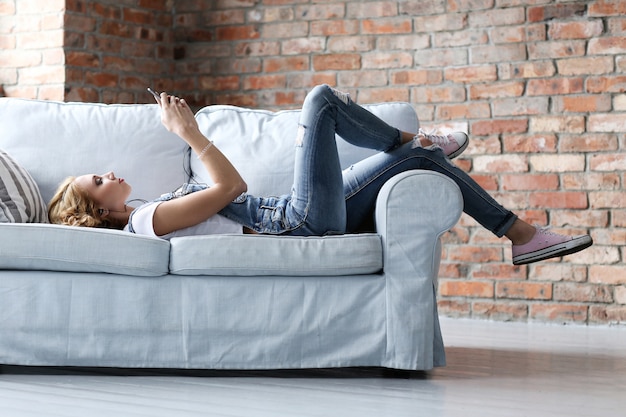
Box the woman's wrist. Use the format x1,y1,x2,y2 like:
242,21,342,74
197,141,214,159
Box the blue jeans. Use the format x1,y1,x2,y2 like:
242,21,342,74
219,84,517,237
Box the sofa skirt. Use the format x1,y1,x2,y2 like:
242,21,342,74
0,269,445,370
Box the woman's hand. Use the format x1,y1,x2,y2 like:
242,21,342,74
156,92,200,138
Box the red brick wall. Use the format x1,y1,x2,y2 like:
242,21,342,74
177,0,626,324
1,0,624,324
0,0,174,102
63,0,174,103
0,0,65,100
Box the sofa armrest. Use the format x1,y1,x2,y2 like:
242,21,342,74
375,169,462,369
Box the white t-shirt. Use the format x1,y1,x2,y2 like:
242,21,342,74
123,201,243,240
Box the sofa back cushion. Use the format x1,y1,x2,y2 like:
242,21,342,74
192,102,419,197
0,98,188,206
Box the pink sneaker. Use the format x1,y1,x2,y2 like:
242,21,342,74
512,226,593,265
412,129,469,159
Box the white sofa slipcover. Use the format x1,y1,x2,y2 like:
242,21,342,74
0,96,462,370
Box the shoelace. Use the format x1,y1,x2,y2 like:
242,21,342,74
411,128,452,149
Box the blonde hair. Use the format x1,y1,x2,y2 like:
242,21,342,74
48,177,121,229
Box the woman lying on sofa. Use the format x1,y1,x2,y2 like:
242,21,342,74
48,84,592,265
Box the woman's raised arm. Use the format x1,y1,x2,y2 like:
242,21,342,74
151,93,247,236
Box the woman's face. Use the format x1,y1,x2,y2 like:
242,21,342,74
74,171,132,211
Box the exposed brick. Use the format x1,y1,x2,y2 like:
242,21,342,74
362,52,413,69
415,48,468,67
469,81,524,99
528,3,586,23
403,0,445,15
474,155,528,173
383,36,432,53
492,97,549,117
311,20,359,36
357,87,409,103
448,245,504,263
235,41,280,57
313,54,360,71
412,85,466,103
590,154,626,171
554,95,612,113
586,75,626,93
243,74,286,90
435,29,489,48
552,209,609,229
557,56,614,76
591,226,626,246
439,280,494,298
216,25,260,41
65,51,99,67
491,26,526,44
589,305,626,324
562,172,621,191
444,65,496,83
471,43,526,64
469,7,525,27
287,72,337,89
500,61,556,80
362,17,412,34
530,115,585,133
615,286,626,305
199,75,240,91
554,283,613,303
527,40,586,59
530,304,588,323
391,69,442,86
85,71,119,87
548,20,604,40
503,133,557,153
346,1,397,19
531,264,588,283
589,191,626,209
327,36,374,53
338,70,388,88
295,3,345,20
501,174,559,191
529,154,585,172
529,191,589,209
472,302,528,321
436,102,491,120
527,77,583,96
496,282,552,300
263,56,309,73
465,136,501,155
437,300,472,318
413,13,466,33
589,0,626,17
588,113,626,133
472,264,526,280
471,119,528,136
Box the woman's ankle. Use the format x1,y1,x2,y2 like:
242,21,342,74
505,219,537,245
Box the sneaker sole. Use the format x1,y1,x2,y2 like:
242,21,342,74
513,235,593,265
447,136,469,159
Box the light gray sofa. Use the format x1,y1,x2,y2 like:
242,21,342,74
0,97,462,371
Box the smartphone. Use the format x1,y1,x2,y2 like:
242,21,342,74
147,87,160,100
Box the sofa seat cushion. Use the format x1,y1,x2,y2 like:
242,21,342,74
169,234,383,276
0,223,170,276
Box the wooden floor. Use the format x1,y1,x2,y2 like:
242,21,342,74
1,318,625,417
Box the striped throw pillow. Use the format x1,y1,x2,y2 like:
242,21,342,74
0,150,48,223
